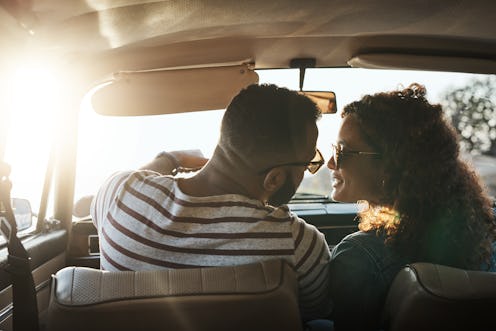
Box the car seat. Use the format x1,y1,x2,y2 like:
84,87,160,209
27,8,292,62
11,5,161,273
382,262,496,331
46,259,303,331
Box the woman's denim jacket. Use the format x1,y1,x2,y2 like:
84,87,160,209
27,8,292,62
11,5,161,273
327,230,496,331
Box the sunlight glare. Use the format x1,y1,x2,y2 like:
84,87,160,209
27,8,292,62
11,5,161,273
4,61,62,211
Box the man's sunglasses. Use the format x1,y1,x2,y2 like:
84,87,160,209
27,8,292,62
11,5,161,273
259,149,325,175
331,143,381,169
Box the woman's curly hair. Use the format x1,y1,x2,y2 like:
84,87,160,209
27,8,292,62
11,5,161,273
343,83,496,269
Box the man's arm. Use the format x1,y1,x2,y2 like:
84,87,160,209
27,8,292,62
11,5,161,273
91,150,208,229
139,150,208,175
292,218,333,320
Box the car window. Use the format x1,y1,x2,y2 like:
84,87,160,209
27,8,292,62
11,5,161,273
69,68,495,216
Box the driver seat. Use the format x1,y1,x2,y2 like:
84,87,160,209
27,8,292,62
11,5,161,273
46,259,303,331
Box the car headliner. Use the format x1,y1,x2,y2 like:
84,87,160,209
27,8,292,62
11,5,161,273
1,0,495,116
2,0,496,73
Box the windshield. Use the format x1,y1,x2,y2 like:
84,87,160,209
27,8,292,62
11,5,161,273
70,68,495,214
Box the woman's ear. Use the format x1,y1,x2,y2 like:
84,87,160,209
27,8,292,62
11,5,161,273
262,167,287,193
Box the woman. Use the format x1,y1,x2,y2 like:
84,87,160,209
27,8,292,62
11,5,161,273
327,83,496,330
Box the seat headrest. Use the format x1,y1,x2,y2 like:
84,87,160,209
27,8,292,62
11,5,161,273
383,262,496,331
47,259,303,331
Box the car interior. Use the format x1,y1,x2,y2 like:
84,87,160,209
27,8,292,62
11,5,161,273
0,0,495,330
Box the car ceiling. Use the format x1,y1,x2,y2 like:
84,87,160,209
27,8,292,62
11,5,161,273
2,0,496,74
1,0,495,116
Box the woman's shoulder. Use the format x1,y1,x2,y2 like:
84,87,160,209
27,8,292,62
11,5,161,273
330,230,404,269
330,230,409,286
331,231,383,258
340,230,385,247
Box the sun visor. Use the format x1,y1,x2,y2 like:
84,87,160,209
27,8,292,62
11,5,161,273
348,53,496,74
90,64,259,116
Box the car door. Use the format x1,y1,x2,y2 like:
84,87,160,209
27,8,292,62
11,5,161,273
0,186,68,331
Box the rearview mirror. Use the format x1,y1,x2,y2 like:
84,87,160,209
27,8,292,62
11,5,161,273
12,198,33,231
299,91,337,114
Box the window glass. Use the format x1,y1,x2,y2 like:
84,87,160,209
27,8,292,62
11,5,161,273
73,68,496,218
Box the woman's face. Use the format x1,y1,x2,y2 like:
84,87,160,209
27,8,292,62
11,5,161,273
327,115,384,203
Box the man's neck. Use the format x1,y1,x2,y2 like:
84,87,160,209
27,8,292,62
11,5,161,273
178,162,261,200
179,167,254,198
178,147,263,200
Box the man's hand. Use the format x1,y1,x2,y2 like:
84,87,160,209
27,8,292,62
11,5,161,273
169,150,208,170
140,149,208,175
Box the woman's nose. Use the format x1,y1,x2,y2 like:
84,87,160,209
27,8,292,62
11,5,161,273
327,156,337,170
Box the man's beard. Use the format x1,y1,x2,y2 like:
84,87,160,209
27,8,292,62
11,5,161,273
268,177,296,207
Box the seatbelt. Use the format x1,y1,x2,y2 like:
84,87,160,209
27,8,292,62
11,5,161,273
0,161,39,331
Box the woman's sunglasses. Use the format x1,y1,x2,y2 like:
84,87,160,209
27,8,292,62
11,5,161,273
331,143,381,169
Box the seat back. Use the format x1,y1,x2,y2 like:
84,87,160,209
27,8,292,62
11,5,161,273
382,262,496,331
46,259,303,331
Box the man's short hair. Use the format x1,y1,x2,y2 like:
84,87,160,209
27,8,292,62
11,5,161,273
219,84,321,168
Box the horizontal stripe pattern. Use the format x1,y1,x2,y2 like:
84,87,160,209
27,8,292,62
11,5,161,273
91,170,331,319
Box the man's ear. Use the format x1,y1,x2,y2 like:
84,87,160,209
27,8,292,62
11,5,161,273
262,167,287,193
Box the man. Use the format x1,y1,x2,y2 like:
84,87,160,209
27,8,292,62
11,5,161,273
90,83,331,319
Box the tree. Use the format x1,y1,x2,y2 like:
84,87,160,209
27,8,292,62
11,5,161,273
441,76,496,156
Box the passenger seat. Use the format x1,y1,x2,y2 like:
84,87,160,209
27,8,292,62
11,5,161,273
382,262,496,331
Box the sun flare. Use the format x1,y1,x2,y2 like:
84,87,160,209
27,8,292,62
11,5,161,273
3,61,62,209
